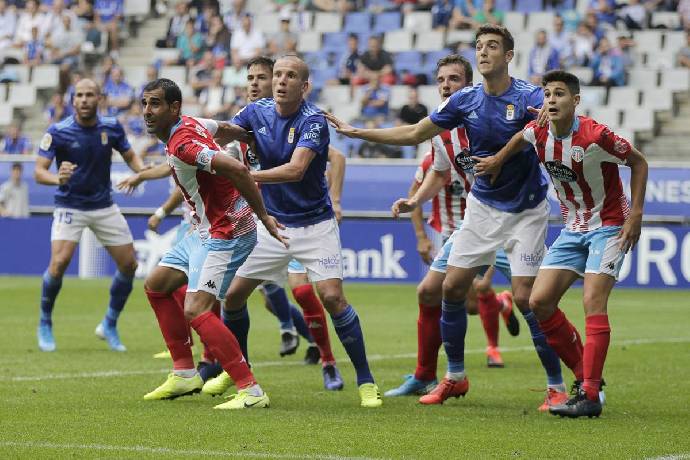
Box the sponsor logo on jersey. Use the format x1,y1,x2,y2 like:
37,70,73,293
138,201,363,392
544,160,578,182
506,104,515,121
40,133,52,150
570,146,585,162
101,131,108,145
468,110,478,119
302,123,322,142
70,141,80,149
454,148,475,173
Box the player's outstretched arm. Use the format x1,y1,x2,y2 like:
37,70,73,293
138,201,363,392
121,148,146,173
327,146,346,222
619,147,648,253
117,162,171,194
251,147,316,184
149,188,185,232
214,121,254,146
211,153,289,248
35,156,74,186
325,113,444,146
472,130,529,184
408,179,433,265
391,168,449,218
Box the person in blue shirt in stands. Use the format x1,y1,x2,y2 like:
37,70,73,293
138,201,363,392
34,78,144,353
94,0,123,56
1,124,32,155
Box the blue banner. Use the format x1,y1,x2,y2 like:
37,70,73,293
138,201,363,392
1,216,688,288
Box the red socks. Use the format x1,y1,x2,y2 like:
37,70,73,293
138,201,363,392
292,285,336,364
477,291,501,348
190,311,255,389
538,308,584,381
414,303,442,382
146,289,194,371
171,284,193,347
583,314,610,401
201,300,221,363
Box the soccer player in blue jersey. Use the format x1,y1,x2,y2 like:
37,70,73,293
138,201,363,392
34,78,145,353
327,24,568,409
218,55,382,408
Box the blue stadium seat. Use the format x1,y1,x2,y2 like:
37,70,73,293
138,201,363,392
373,12,401,34
322,32,349,52
395,51,423,73
515,0,543,13
459,47,477,66
310,67,338,89
344,12,372,34
423,49,453,74
494,0,514,12
544,0,575,10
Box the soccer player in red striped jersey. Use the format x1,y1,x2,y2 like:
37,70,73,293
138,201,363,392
474,70,648,418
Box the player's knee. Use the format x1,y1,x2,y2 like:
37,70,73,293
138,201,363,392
319,290,346,314
582,291,608,315
48,257,70,277
441,279,467,302
118,259,138,277
512,292,530,310
528,293,552,319
417,282,440,306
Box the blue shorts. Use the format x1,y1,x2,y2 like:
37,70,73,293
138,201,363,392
159,230,257,300
173,221,192,246
430,230,512,281
541,226,625,279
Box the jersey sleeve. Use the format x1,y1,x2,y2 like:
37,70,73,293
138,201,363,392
595,124,632,164
230,103,254,131
522,120,538,146
169,128,218,173
430,135,452,171
527,86,544,117
296,115,329,156
37,126,58,160
429,90,465,130
113,121,132,153
415,152,433,185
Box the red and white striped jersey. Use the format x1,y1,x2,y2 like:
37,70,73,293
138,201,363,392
165,116,256,240
425,126,473,237
225,140,261,171
523,116,632,232
415,152,442,235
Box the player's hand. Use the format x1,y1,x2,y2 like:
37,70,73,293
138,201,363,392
260,214,289,248
148,214,161,232
391,197,418,218
332,201,343,223
472,155,501,185
324,112,357,138
528,106,549,127
618,212,642,253
117,173,143,194
57,161,76,185
417,236,434,265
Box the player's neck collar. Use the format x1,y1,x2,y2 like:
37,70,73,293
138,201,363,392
550,115,579,140
168,117,183,140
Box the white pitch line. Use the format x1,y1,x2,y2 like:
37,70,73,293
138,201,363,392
3,337,688,383
0,441,384,460
647,454,690,460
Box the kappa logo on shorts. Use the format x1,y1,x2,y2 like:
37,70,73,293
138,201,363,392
205,280,217,290
607,262,615,270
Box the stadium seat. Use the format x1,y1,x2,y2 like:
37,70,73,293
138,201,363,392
32,65,59,89
124,0,150,16
608,87,640,109
389,85,410,110
446,30,476,45
3,65,29,84
544,0,575,10
628,69,659,88
569,66,593,84
588,107,620,128
290,11,313,32
373,12,402,34
664,31,685,52
384,30,413,52
578,86,606,111
313,12,342,33
650,11,681,30
632,31,664,55
422,49,453,75
415,31,444,52
344,12,371,34
644,49,676,69
183,102,202,117
403,11,432,31
160,66,187,84
526,12,554,32
0,105,12,126
321,85,355,109
515,0,543,13
613,128,634,143
417,85,440,111
125,65,149,88
622,108,655,131
495,0,514,10
331,103,360,124
310,66,338,89
153,48,180,63
6,84,36,108
642,88,673,112
504,12,525,31
322,32,349,52
395,51,423,73
297,31,323,53
255,13,281,35
660,68,690,91
459,46,477,66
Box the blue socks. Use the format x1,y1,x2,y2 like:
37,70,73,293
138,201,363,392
290,304,314,342
441,299,468,375
263,283,294,331
40,270,63,326
522,310,563,386
104,270,134,328
223,304,250,362
331,305,373,385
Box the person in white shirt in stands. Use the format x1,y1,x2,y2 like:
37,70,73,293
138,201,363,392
14,0,45,46
0,0,17,49
230,13,265,67
0,162,30,218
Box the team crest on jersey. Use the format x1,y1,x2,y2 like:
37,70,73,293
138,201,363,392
505,104,515,121
454,148,475,173
544,160,578,182
40,133,52,150
288,127,295,143
570,146,585,162
101,131,108,145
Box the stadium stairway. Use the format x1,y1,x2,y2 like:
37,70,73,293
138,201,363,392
641,92,690,162
119,17,169,68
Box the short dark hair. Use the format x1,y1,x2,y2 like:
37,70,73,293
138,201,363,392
143,78,182,106
246,56,275,72
348,33,358,40
436,54,473,85
11,162,22,171
476,24,515,52
542,70,581,95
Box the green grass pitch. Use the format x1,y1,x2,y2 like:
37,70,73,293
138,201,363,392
0,276,689,459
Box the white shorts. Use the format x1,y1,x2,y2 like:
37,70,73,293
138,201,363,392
237,217,343,284
447,193,548,277
51,204,133,247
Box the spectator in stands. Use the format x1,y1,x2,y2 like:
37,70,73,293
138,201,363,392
43,0,77,37
223,58,248,89
357,35,395,85
230,12,265,67
199,69,234,119
23,25,44,68
337,33,361,85
310,0,359,13
0,163,30,218
572,22,596,65
1,124,32,155
471,0,504,27
46,92,73,122
104,66,134,116
360,74,391,122
206,14,231,64
159,0,190,48
398,87,428,125
222,0,247,32
14,0,44,46
550,14,573,67
618,0,647,29
74,0,95,24
528,29,560,85
450,0,477,29
137,65,158,98
268,10,298,58
190,50,216,96
677,30,690,68
615,34,637,70
195,4,216,35
584,10,605,41
94,0,124,57
588,0,617,26
679,0,690,30
432,0,455,30
590,36,626,87
0,0,17,49
175,18,204,66
46,15,82,72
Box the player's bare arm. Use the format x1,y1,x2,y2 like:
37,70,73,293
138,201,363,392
326,113,444,146
327,146,346,222
619,147,648,253
472,130,529,184
120,148,145,174
211,153,289,248
408,179,433,265
214,121,254,146
149,188,184,232
117,162,171,194
391,168,450,218
34,156,74,186
251,147,316,184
